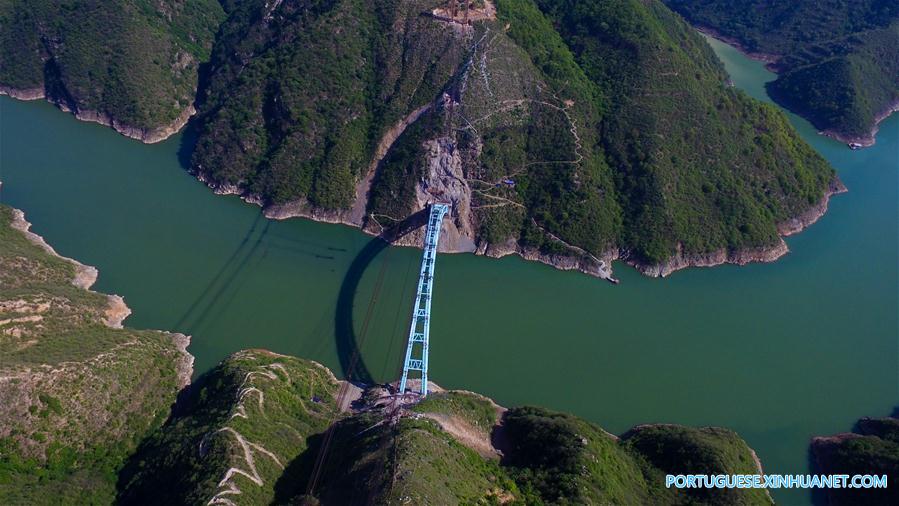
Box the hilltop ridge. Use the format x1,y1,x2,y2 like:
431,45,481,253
118,351,774,505
0,0,225,142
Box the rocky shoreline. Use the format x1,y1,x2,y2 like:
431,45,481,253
7,207,193,368
629,178,847,278
0,85,45,101
7,71,846,284
194,171,626,282
170,332,194,389
196,170,845,282
479,237,618,281
821,99,899,148
695,26,781,68
0,85,194,144
10,207,100,291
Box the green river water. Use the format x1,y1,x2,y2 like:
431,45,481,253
1,36,896,504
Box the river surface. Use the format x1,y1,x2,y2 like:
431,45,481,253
1,37,896,505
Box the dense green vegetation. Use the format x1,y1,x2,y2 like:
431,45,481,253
193,0,465,208
0,205,187,505
191,0,836,268
517,0,834,263
501,406,662,504
768,22,899,139
118,350,340,505
109,361,772,506
502,406,771,505
0,0,224,130
665,0,899,139
810,414,899,505
622,425,772,505
305,413,519,504
0,0,840,267
275,395,772,505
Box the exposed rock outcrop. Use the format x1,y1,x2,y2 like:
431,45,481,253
821,100,899,148
631,179,848,278
1,85,196,143
56,101,196,144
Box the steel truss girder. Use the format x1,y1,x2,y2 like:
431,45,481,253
398,203,449,396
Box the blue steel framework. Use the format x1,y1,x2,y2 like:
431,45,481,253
398,203,450,396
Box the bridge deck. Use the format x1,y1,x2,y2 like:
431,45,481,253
398,203,450,396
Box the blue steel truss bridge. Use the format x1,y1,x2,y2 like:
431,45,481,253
398,202,450,396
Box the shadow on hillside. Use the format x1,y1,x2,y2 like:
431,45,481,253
334,209,429,385
175,54,216,172
115,365,229,504
271,431,327,504
176,120,199,171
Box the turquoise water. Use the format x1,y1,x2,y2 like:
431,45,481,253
1,38,896,504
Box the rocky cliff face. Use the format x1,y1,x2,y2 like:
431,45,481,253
191,0,840,281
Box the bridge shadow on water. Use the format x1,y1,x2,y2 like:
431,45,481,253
334,209,430,385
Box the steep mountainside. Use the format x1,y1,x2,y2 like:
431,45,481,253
502,406,772,505
0,0,225,141
665,0,899,145
191,0,839,278
302,409,520,504
0,0,844,278
118,350,340,505
811,414,899,505
119,368,772,505
0,206,191,504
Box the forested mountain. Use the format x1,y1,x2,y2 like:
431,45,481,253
190,0,839,276
665,0,899,144
0,0,843,276
0,0,224,141
118,353,772,505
